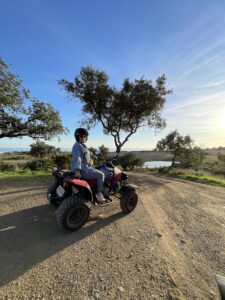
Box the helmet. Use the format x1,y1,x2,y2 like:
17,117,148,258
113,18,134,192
74,128,89,141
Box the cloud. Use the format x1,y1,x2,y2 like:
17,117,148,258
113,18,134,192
166,91,225,113
198,79,225,89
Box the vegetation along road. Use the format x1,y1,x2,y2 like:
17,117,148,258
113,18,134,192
0,173,225,299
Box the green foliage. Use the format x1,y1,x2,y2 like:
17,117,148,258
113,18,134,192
30,140,60,158
89,145,112,165
203,161,225,177
117,152,143,170
168,169,225,188
1,153,30,161
59,66,171,153
0,160,18,171
25,159,52,171
156,130,194,167
0,170,52,184
53,153,71,169
0,56,67,139
218,152,225,162
0,158,32,171
98,144,112,160
0,151,72,173
179,147,205,170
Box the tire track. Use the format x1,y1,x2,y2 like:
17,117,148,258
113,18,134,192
131,173,222,299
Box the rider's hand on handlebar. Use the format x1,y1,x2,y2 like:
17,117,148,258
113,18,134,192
75,170,81,178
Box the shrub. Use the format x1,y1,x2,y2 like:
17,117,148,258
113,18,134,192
25,159,52,171
117,152,143,171
53,153,71,169
0,161,18,171
30,141,60,158
218,152,225,162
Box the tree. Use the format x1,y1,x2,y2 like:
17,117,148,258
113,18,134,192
0,57,67,139
30,140,60,158
89,144,112,166
117,152,143,170
156,130,193,167
179,146,205,170
98,144,111,160
59,66,171,154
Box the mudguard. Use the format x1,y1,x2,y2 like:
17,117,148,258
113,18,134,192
66,178,93,202
119,184,139,195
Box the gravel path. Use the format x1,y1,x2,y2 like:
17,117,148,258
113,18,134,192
0,174,225,299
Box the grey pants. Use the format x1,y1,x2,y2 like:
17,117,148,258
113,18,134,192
81,167,105,191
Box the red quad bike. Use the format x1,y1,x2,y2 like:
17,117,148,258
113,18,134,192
47,161,139,231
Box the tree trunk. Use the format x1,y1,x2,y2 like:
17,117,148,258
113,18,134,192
114,145,121,158
171,156,175,167
167,155,175,171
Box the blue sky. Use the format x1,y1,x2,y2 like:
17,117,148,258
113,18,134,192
1,0,225,151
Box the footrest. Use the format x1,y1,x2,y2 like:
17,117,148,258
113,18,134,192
98,198,112,207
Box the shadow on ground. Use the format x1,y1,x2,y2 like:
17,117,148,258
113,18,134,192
0,203,125,286
0,187,47,197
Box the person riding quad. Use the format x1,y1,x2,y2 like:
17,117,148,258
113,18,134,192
71,128,106,203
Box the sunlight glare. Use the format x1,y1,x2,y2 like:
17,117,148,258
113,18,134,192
219,114,225,129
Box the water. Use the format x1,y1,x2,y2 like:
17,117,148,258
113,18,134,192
144,161,174,168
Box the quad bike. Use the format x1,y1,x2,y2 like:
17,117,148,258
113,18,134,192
47,160,139,231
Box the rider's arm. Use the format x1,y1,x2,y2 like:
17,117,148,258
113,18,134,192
71,143,83,173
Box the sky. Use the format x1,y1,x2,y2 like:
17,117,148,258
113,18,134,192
0,0,225,151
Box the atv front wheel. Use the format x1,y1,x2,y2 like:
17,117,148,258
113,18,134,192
120,191,138,213
56,194,91,231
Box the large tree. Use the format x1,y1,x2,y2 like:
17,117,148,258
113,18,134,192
59,66,171,154
0,57,67,139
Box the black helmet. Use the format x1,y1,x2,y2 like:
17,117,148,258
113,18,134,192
74,128,89,141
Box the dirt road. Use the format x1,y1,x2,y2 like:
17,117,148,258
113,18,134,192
0,173,225,299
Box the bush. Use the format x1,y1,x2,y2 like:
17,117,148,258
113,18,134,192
218,152,225,162
25,159,52,171
178,147,205,170
30,141,60,158
117,152,143,171
0,161,18,171
53,153,71,169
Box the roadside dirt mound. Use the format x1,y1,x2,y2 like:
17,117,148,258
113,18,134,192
0,174,225,299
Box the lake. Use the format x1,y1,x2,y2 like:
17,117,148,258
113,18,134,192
143,161,174,168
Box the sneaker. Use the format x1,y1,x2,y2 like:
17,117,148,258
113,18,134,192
96,192,106,203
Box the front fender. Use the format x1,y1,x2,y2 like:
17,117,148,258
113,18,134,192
119,184,139,196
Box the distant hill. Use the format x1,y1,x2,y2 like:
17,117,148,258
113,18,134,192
119,151,173,162
203,148,225,156
117,148,225,162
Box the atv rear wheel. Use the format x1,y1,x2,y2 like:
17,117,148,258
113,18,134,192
120,191,138,213
46,183,59,206
56,194,91,231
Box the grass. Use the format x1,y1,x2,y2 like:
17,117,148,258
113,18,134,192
168,169,225,188
203,155,218,163
0,170,52,184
